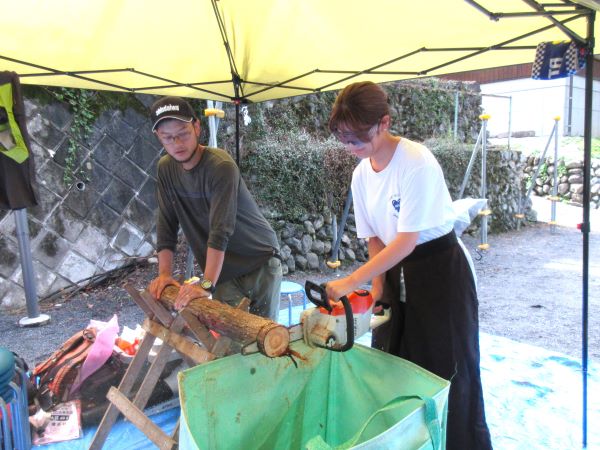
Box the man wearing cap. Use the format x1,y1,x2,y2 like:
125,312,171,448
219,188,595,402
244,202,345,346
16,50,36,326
147,96,282,320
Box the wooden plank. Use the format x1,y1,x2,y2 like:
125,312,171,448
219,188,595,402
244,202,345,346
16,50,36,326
132,316,186,411
238,297,251,311
125,283,155,319
107,388,177,450
143,320,215,365
140,290,175,327
170,418,180,441
179,309,216,349
210,334,233,357
89,333,157,450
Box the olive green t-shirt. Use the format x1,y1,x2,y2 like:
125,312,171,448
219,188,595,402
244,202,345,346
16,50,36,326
156,147,279,282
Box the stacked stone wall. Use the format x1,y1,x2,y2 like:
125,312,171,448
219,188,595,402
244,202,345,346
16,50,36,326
524,156,600,208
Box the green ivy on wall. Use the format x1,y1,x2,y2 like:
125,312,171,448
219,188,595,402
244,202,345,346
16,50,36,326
52,88,95,184
24,85,148,186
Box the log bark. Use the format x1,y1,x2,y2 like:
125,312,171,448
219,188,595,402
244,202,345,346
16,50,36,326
156,286,289,357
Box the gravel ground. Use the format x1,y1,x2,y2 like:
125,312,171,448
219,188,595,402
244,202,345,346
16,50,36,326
1,200,598,366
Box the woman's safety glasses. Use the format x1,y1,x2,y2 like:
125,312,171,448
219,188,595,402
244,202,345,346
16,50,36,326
334,123,379,148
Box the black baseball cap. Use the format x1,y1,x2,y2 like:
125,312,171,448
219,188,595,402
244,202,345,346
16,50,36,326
150,96,196,131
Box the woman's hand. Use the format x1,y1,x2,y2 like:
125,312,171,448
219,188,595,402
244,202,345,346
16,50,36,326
325,277,357,306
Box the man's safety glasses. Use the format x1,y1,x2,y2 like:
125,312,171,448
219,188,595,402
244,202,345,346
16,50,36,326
156,129,194,146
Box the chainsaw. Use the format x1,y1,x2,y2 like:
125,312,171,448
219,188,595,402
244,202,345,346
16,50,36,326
243,280,390,355
290,280,390,352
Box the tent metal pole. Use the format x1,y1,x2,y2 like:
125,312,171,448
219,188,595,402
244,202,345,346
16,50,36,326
479,116,489,250
520,0,586,44
454,90,459,139
515,122,557,230
14,208,50,327
550,118,560,234
568,74,574,136
15,209,38,316
508,96,513,150
458,124,483,200
424,14,582,74
0,54,133,91
581,11,594,449
235,101,240,167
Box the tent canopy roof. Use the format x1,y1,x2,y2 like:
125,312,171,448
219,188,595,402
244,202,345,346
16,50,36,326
2,0,599,103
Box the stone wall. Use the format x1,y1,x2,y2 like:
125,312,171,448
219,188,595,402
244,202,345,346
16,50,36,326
524,157,600,208
274,145,531,275
274,212,367,275
0,95,161,310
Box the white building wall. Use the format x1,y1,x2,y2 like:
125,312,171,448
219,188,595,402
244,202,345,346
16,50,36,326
568,75,600,137
480,78,567,138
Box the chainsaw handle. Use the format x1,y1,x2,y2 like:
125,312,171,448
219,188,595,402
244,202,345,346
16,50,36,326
336,294,354,352
304,280,354,352
304,280,332,311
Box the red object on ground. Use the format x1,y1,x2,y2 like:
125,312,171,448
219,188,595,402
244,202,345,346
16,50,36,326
115,337,139,355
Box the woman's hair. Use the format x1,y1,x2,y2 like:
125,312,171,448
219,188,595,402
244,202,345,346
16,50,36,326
328,81,390,140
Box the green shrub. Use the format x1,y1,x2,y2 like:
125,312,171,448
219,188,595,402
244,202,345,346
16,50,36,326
241,129,356,219
424,137,475,199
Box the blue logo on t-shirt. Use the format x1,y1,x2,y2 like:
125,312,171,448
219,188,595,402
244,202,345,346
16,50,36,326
389,195,401,219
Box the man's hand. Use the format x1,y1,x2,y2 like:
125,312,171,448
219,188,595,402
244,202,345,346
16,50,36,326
174,284,211,310
148,274,180,300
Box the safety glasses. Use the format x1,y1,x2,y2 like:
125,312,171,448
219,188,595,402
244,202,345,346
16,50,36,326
334,122,379,148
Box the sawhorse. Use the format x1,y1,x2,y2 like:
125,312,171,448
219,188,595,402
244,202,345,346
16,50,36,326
88,284,250,449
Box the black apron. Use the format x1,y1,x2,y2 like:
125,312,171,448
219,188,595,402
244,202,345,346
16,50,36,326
372,230,493,450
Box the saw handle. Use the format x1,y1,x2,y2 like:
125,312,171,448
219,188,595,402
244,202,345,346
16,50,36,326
304,280,354,352
305,280,332,311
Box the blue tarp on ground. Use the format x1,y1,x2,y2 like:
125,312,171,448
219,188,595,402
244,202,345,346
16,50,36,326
40,305,599,449
479,333,600,449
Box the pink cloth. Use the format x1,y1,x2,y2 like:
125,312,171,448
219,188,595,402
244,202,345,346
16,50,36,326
70,314,119,394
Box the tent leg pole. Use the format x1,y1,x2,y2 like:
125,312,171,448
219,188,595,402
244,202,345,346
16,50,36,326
14,208,50,327
581,11,595,449
235,102,240,167
453,90,459,139
551,118,559,234
480,117,488,249
458,126,482,200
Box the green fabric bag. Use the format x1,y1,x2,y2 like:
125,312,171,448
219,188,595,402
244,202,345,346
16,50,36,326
0,81,29,164
178,341,449,450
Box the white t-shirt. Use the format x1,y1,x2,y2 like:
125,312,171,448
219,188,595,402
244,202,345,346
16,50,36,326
352,138,455,246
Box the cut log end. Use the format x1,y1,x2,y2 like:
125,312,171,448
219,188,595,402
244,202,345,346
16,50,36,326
257,323,290,357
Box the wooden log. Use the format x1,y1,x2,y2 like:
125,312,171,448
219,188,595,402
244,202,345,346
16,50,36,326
156,286,289,357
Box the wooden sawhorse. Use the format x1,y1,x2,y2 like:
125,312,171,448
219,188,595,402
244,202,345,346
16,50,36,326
88,284,251,450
